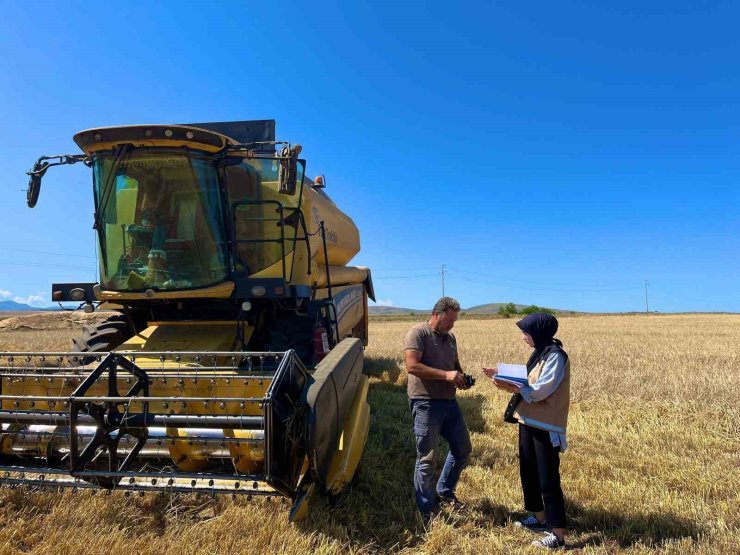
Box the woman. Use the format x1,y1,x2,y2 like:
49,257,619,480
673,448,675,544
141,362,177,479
483,312,570,550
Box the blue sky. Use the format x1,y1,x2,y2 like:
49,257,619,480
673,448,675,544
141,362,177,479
1,1,738,312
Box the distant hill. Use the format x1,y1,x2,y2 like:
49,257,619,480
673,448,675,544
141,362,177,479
464,303,529,314
0,300,39,311
368,306,429,315
370,303,570,315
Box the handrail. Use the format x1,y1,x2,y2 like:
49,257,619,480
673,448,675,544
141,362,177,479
231,200,311,284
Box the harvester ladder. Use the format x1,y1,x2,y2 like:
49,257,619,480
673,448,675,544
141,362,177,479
318,221,340,347
231,200,310,283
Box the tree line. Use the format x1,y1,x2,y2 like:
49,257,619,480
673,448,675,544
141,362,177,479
497,303,555,318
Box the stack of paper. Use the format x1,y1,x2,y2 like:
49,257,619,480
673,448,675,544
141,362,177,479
493,363,528,387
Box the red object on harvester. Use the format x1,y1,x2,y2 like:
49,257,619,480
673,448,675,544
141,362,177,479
313,326,330,363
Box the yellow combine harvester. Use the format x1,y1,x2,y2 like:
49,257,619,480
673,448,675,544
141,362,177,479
1,120,374,519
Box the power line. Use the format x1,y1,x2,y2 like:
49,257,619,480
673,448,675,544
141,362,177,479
367,266,437,272
446,271,643,293
0,259,91,271
0,248,95,260
372,265,645,293
376,265,643,291
450,268,642,290
373,273,439,280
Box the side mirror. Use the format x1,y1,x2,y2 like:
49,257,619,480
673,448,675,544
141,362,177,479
278,144,302,195
26,161,50,208
25,154,88,208
278,157,297,195
27,173,42,208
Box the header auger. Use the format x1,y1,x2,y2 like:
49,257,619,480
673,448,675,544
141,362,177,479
4,120,374,519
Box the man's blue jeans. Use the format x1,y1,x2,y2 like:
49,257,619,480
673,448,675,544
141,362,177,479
410,398,472,513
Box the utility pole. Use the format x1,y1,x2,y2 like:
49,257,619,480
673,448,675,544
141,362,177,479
441,264,446,297
644,280,649,313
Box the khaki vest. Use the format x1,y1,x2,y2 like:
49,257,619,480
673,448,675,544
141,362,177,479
515,355,570,433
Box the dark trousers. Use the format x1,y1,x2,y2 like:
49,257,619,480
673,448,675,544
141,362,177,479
410,399,472,512
518,424,567,528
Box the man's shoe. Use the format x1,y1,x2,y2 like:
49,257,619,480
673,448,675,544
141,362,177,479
436,492,465,510
532,532,565,550
420,508,439,528
514,515,547,531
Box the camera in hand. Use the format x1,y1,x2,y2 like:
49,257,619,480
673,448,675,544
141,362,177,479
462,373,476,387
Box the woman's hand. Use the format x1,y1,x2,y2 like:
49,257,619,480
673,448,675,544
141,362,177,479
481,367,497,379
482,368,521,393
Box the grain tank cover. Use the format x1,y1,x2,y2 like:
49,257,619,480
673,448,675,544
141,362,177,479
184,120,276,150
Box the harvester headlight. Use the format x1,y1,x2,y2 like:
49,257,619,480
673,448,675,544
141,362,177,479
251,286,266,297
68,288,85,301
186,131,194,139
52,290,63,302
241,301,252,311
164,129,173,138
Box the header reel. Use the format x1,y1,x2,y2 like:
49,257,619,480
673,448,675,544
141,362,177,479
0,349,310,499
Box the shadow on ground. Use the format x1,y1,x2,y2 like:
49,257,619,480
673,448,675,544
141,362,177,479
565,500,703,550
298,355,490,552
298,353,703,552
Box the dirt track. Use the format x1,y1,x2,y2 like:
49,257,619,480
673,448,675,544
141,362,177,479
0,311,110,331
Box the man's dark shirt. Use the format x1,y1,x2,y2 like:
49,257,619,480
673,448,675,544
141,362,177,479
404,322,458,400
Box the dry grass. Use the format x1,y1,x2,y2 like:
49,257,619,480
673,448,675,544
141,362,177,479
0,313,738,554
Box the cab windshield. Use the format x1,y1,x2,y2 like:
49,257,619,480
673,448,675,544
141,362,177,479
93,149,228,291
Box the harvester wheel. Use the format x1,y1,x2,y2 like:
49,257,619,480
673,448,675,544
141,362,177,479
71,314,135,357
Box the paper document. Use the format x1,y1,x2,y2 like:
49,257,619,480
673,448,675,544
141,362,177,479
493,363,528,387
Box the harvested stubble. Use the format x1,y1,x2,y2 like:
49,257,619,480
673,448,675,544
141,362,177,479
0,313,737,554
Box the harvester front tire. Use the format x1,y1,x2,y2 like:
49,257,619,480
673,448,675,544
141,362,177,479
71,314,134,357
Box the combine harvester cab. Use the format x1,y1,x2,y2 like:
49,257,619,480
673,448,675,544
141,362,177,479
1,120,375,519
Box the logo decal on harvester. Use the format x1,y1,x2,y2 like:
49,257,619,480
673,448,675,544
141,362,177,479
312,206,338,244
334,286,362,319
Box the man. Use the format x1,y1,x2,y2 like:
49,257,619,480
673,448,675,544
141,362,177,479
125,173,171,288
403,296,472,524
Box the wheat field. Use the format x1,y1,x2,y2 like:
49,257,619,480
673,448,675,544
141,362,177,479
0,313,737,554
